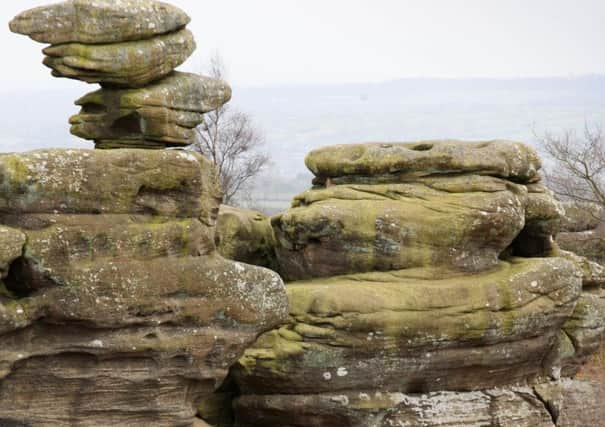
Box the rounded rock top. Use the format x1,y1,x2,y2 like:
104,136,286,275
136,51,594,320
305,140,542,184
9,0,191,45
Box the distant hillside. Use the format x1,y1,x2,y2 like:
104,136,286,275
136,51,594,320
2,76,605,212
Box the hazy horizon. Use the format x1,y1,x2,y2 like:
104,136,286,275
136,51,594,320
3,0,605,89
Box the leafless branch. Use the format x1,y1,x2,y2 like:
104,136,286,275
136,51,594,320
191,53,270,205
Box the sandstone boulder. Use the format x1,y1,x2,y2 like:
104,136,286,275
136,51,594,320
216,205,278,270
43,28,195,87
9,0,190,45
235,380,604,427
557,225,605,265
0,149,288,426
70,72,231,148
274,176,536,280
534,380,605,427
305,140,541,185
559,202,603,232
0,148,222,223
233,258,581,395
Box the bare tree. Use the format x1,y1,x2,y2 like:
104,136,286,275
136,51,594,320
539,124,605,213
192,55,269,205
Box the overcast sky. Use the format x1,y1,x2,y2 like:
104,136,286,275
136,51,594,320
2,0,605,89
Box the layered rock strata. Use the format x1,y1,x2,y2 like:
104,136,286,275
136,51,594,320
0,149,288,426
225,140,605,426
10,0,230,149
70,72,231,149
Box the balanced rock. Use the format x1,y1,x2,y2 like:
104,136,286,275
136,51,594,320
70,72,232,149
43,28,196,87
0,149,288,426
9,0,190,45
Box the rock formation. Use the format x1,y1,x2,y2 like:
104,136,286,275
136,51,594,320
4,2,288,426
10,0,231,149
221,140,605,426
557,202,605,265
0,149,288,426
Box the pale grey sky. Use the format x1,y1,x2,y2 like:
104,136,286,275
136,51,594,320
2,0,605,89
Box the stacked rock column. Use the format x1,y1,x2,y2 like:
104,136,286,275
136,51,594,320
2,2,288,426
10,0,231,149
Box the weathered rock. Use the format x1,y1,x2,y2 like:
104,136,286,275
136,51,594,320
233,258,581,395
558,291,605,375
235,387,557,427
0,226,25,279
9,0,190,45
0,148,222,224
70,72,232,148
557,224,605,265
534,379,605,427
559,202,603,232
274,176,529,280
235,380,603,427
305,140,541,185
0,149,289,426
216,205,278,270
512,183,563,257
43,28,195,87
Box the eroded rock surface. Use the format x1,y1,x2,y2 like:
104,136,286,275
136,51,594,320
10,0,226,150
70,72,232,148
235,380,605,427
226,141,601,427
43,28,196,87
216,205,278,270
234,258,581,395
305,140,541,185
9,0,190,44
0,149,288,427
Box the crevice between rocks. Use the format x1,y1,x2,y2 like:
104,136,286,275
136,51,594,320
532,387,559,426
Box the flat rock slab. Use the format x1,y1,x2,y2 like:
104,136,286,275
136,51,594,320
43,28,196,87
235,380,604,426
0,149,222,223
305,140,541,185
70,72,232,148
273,176,560,280
233,257,582,395
9,0,190,45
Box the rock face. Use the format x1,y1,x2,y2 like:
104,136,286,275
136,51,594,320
70,72,231,148
235,380,603,427
9,0,190,44
0,150,289,426
557,202,605,265
10,0,230,149
216,205,278,270
224,140,605,426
